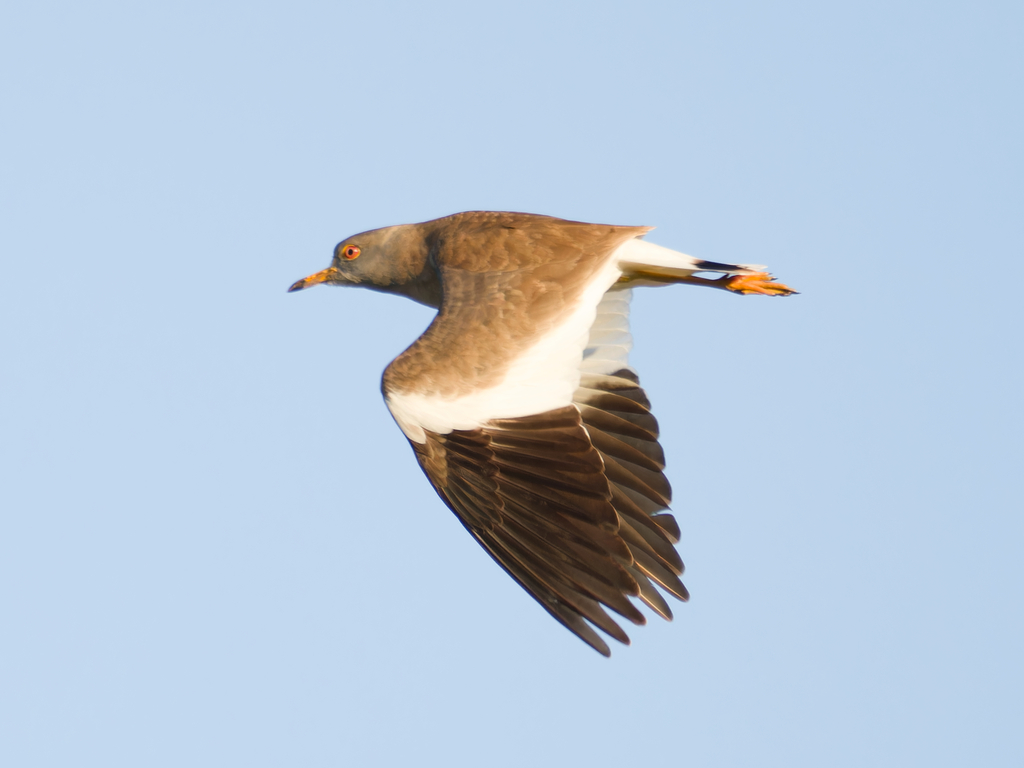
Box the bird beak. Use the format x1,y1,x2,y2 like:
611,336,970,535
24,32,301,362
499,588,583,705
288,266,340,292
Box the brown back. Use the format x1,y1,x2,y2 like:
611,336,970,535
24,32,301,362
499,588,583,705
383,212,649,399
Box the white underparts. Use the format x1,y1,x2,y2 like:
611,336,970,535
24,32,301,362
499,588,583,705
385,236,705,443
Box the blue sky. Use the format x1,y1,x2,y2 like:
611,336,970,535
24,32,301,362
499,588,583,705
1,2,1021,766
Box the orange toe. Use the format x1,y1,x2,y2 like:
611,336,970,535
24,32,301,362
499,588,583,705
724,272,798,296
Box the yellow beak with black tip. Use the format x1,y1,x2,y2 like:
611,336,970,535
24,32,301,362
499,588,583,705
288,266,340,293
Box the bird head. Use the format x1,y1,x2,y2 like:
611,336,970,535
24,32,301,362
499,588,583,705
287,223,440,306
287,225,394,293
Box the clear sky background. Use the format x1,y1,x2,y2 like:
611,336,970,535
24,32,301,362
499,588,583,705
2,2,1021,766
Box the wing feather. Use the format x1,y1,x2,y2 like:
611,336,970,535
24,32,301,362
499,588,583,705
409,387,686,654
389,236,688,654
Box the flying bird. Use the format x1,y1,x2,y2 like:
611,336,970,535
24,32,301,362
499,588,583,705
289,211,795,656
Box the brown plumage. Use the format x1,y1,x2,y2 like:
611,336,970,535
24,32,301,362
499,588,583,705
381,212,648,398
289,211,795,655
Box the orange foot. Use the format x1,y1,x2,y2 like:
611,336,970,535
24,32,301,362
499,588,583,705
723,272,798,296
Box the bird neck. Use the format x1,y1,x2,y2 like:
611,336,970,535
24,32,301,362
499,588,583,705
365,225,442,308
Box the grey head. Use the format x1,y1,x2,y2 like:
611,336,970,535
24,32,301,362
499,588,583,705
288,221,441,307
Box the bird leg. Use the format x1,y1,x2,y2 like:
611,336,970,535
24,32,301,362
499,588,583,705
621,270,798,296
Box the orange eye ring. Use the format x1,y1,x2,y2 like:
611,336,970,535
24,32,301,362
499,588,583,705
342,245,360,260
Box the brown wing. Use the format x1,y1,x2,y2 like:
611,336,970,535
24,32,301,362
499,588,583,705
409,372,684,656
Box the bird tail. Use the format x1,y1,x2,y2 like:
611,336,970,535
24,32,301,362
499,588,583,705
613,238,796,296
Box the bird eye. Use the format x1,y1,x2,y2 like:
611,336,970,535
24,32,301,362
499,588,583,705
343,245,360,260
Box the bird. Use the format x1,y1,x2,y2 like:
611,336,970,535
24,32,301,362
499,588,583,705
289,211,795,656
